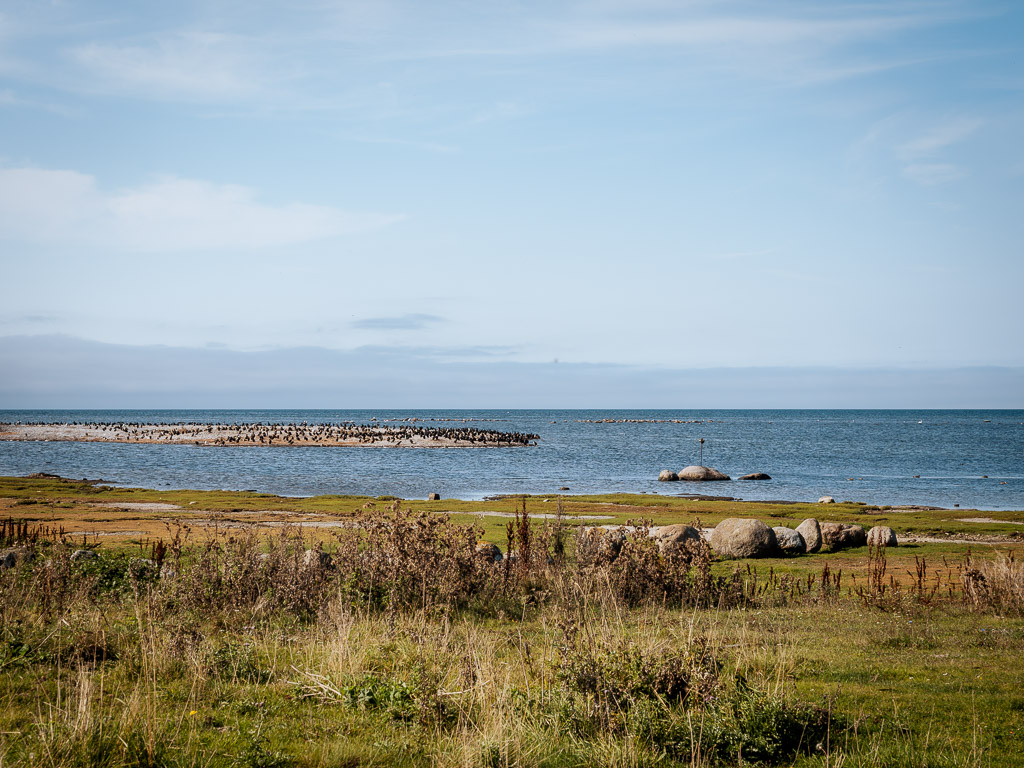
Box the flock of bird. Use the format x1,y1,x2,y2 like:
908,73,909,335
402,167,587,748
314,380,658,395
1,421,539,447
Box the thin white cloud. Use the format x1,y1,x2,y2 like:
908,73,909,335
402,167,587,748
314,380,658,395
352,314,446,331
0,88,76,116
898,117,983,159
0,166,402,251
902,163,966,186
69,31,282,102
559,14,925,50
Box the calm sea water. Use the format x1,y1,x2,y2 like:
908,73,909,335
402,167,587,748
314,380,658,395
1,410,1022,510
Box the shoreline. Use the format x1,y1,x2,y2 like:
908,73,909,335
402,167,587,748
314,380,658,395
2,474,1022,547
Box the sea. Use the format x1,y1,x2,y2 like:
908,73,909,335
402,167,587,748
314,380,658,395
1,410,1022,511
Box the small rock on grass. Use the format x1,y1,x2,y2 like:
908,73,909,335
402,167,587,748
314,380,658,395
867,526,898,548
476,541,503,562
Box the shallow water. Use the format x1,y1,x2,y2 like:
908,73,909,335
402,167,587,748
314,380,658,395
1,409,1022,510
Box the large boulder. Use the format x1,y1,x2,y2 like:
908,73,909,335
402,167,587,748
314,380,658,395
820,522,867,551
739,473,771,481
772,527,806,554
710,518,777,558
796,518,822,553
678,466,730,482
818,496,836,504
867,526,898,548
650,524,701,554
71,549,99,563
658,470,679,482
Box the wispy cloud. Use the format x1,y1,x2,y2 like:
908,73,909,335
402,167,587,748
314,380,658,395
0,88,75,116
354,343,524,360
0,0,971,112
352,314,446,331
68,31,284,102
898,117,983,159
0,166,403,251
902,163,966,186
895,116,982,186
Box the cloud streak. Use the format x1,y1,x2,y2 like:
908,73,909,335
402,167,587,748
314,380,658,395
69,31,282,102
351,314,446,331
0,166,402,251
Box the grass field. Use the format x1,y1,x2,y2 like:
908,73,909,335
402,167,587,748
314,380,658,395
1,475,1022,767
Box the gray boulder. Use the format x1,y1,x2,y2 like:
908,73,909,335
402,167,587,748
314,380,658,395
678,465,731,482
710,518,778,558
818,496,836,504
476,541,503,562
302,549,333,569
772,527,806,554
867,526,898,548
71,549,99,563
0,547,35,570
127,557,158,579
739,473,772,481
427,492,441,501
579,527,626,562
820,522,867,551
650,524,701,554
658,470,679,482
796,518,823,553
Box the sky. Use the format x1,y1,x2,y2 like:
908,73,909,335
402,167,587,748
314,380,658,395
1,1,1022,405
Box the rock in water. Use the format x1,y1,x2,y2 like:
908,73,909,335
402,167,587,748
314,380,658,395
710,518,777,558
739,473,772,481
820,522,867,551
650,524,701,554
658,470,679,482
796,518,822,553
867,526,898,548
772,527,806,554
678,465,731,482
818,496,836,504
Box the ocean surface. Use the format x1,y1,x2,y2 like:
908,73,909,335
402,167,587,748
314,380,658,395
1,410,1022,510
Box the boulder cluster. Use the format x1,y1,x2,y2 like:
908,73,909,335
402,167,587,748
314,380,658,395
709,518,898,559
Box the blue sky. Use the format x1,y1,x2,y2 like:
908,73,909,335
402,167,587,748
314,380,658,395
1,1,1023,404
